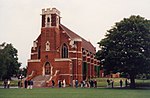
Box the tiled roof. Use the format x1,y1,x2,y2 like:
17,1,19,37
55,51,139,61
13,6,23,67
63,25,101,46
60,24,96,54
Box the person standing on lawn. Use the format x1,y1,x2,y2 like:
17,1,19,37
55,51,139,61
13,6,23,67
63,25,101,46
3,79,7,88
52,80,55,88
107,79,110,87
120,79,123,88
7,79,10,88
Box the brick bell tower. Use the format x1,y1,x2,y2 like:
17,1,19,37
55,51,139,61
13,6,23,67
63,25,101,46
27,8,62,77
41,8,61,52
39,8,62,77
41,8,60,28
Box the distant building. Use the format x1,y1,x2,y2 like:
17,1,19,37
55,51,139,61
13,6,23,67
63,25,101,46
26,8,103,87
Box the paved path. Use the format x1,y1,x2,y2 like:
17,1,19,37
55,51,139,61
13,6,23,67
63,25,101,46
0,86,18,89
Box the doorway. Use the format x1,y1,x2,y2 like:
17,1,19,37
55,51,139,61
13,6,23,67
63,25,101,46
45,62,51,75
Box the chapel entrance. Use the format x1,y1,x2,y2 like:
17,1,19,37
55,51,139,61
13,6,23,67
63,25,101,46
45,62,51,75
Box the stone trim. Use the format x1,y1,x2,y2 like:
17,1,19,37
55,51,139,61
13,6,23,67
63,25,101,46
28,59,41,62
70,58,82,60
69,51,82,53
73,38,82,42
73,74,83,76
55,58,71,62
59,74,72,76
31,52,38,55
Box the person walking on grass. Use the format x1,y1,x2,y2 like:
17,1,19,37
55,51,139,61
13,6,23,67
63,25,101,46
120,79,123,88
24,80,28,88
125,79,128,87
7,79,10,88
75,79,78,88
107,79,110,87
110,79,114,88
27,80,31,89
30,80,33,89
52,80,54,88
94,79,97,88
62,79,66,88
58,80,62,88
3,79,7,88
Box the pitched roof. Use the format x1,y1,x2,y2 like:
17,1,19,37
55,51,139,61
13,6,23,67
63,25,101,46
60,24,96,54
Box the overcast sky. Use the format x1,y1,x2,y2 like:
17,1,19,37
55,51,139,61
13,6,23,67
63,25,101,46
0,0,150,67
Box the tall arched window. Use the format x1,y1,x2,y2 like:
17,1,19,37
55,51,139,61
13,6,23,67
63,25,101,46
61,44,68,58
47,17,50,22
38,46,41,59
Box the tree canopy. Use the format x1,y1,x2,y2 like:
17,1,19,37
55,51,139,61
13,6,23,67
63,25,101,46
97,15,150,88
0,42,21,80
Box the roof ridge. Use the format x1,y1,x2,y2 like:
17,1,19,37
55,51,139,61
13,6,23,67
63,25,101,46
60,24,96,54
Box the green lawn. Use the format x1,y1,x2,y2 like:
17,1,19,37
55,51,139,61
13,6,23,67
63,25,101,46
0,88,150,98
96,78,126,87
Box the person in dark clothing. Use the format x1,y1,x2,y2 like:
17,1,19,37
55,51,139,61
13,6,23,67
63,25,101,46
24,80,28,88
107,79,110,87
120,79,123,88
58,80,62,88
125,79,128,87
27,80,31,89
18,81,21,88
75,79,78,88
111,79,114,88
30,80,33,89
94,79,97,88
88,80,91,88
52,80,55,88
58,80,61,88
3,79,7,88
90,80,94,88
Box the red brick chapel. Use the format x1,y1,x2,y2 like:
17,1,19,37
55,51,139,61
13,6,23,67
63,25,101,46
26,7,103,87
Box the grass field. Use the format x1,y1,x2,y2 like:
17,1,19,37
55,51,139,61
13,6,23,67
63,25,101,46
0,88,150,98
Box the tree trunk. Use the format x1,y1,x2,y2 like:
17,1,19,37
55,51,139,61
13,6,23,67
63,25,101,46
129,74,136,89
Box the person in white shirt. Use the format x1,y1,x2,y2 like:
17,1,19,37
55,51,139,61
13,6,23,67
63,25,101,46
62,79,66,88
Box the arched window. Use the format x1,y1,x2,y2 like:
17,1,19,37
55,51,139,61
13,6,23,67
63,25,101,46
47,17,50,22
38,46,41,59
61,44,68,58
45,62,50,75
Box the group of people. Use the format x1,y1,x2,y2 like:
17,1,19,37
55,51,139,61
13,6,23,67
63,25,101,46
50,79,97,88
18,80,33,89
3,79,10,88
107,78,129,88
107,79,114,88
57,79,66,88
51,79,66,88
24,80,33,89
3,78,130,89
72,79,97,88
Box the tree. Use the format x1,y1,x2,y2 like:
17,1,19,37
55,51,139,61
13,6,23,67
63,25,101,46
0,42,21,80
97,15,150,88
18,67,27,78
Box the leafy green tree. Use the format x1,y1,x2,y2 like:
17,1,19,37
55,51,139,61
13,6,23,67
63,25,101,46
18,67,27,77
0,42,21,80
97,15,150,88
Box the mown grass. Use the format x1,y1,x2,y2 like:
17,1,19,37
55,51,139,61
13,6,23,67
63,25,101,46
0,88,150,98
96,78,126,87
95,78,150,87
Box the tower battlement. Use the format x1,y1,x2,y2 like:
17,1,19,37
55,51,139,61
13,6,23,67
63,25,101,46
42,8,60,16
